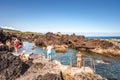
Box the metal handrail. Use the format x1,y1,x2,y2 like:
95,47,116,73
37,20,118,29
82,57,96,73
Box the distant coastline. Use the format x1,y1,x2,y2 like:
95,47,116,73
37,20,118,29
2,27,120,40
86,36,120,39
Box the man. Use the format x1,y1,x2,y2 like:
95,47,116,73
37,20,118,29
46,45,53,60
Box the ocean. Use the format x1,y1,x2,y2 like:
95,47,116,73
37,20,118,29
86,36,120,40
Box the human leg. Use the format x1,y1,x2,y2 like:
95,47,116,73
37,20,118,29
77,61,81,68
15,47,18,54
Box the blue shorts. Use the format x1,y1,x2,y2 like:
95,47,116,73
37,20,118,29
47,52,52,56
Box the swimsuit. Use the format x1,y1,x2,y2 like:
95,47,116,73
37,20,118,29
14,43,19,48
77,58,81,61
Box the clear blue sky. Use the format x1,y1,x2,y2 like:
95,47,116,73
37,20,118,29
0,0,120,36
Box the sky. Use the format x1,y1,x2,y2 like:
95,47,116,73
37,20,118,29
0,0,120,36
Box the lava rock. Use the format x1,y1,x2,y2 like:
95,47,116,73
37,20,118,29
0,52,31,80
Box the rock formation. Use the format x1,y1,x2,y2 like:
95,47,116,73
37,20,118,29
32,32,120,59
54,45,68,53
0,52,31,80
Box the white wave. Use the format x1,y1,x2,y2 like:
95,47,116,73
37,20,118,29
95,60,109,64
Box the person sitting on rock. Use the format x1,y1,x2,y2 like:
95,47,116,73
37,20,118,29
20,50,30,62
76,51,82,68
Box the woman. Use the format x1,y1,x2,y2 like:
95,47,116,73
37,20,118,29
76,51,82,68
14,38,20,54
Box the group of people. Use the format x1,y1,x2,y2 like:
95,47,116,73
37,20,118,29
0,38,18,52
0,35,29,62
14,39,83,67
13,38,31,62
15,39,83,67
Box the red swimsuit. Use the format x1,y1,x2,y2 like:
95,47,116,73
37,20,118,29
14,42,19,48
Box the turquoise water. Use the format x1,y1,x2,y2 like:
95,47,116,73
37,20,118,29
20,42,120,80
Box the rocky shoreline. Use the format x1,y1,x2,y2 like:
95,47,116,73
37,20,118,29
16,53,106,80
0,52,106,80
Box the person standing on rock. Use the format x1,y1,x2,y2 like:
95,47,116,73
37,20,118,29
46,45,53,60
76,51,82,68
14,38,20,54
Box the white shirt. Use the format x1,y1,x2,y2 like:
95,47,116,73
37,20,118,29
47,46,52,53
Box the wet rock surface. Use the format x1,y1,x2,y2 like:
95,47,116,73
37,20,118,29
0,52,31,80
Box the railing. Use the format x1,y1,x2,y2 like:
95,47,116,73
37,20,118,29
82,57,96,73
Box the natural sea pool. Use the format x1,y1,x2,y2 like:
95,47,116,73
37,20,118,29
19,41,120,80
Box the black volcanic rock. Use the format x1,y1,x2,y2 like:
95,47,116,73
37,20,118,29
0,28,6,44
0,52,31,80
